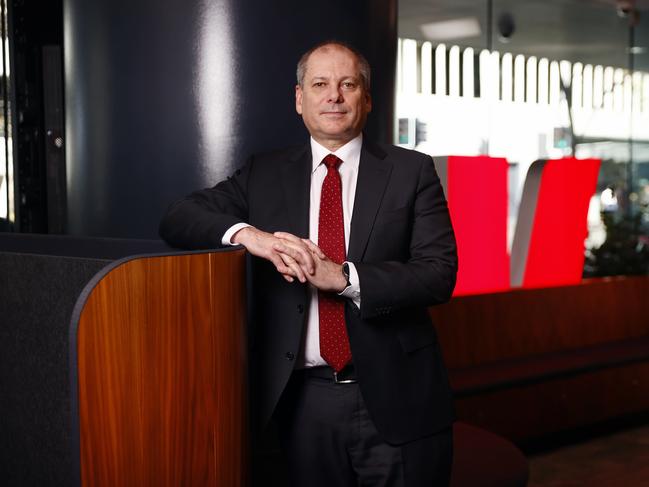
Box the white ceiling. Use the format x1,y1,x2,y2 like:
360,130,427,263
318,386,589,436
398,0,649,71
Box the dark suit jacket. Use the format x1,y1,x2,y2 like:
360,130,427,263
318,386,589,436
159,138,458,445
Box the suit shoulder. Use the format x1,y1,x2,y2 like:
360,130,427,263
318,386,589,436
249,144,308,164
233,145,308,179
372,143,434,171
381,143,431,160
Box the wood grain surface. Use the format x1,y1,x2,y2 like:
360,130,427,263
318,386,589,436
431,276,649,369
455,360,649,442
76,250,247,486
430,276,649,442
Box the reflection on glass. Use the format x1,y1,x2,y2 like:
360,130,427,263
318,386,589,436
0,0,12,223
396,36,649,278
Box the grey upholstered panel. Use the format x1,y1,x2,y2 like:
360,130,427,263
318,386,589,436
0,253,107,486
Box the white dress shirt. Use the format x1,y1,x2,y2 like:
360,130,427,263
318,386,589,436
222,134,363,367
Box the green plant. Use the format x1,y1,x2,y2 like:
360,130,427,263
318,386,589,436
583,211,649,277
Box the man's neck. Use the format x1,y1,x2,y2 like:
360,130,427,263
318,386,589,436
310,135,363,170
312,134,361,153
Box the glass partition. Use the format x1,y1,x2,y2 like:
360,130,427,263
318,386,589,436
397,0,649,282
0,0,13,226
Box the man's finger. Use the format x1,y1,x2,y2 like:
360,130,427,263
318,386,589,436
277,251,307,283
275,233,326,261
274,231,302,243
300,238,326,259
274,260,300,282
269,253,294,276
273,241,315,274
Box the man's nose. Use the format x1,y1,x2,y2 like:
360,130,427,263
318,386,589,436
327,86,344,103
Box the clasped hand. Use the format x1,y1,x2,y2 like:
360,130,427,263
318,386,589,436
232,227,347,292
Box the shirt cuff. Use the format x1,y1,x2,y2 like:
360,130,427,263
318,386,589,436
222,223,252,246
339,261,361,308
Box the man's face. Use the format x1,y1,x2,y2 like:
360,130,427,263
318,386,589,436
295,46,372,150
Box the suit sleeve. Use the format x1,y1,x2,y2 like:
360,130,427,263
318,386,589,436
354,156,458,320
159,156,254,249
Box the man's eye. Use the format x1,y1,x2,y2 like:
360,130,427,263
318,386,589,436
313,82,326,88
343,82,356,89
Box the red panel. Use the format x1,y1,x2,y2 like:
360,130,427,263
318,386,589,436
447,156,510,296
522,158,601,288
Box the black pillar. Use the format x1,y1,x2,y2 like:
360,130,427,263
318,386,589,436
65,0,397,238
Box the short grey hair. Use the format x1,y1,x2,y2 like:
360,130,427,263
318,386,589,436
296,41,371,90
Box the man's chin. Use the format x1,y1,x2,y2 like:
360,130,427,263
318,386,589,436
314,131,361,147
319,123,355,137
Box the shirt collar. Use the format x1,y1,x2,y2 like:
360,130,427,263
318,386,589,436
310,134,363,173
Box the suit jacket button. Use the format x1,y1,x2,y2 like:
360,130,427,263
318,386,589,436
297,304,304,314
285,352,295,361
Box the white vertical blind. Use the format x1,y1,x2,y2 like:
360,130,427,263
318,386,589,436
527,57,537,104
435,44,447,96
421,42,432,95
462,47,474,98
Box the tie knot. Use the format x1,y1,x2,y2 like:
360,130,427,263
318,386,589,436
323,154,342,170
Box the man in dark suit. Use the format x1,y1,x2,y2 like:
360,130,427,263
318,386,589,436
160,41,457,486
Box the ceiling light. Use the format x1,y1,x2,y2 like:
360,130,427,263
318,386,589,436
419,17,481,42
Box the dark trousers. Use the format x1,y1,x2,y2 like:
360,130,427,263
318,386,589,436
275,369,453,487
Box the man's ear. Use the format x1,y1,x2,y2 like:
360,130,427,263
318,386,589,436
365,92,372,113
295,85,303,115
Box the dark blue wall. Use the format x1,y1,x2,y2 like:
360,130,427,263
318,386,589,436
65,0,397,238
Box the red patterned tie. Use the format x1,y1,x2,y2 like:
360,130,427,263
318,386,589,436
318,154,352,372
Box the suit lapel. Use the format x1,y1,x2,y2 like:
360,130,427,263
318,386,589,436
280,145,311,238
348,140,392,262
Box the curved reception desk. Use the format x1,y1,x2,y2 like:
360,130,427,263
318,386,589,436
1,234,247,486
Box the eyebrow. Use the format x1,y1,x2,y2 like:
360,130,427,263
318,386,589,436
309,75,359,82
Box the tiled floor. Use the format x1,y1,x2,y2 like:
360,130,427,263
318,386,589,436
527,424,649,486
